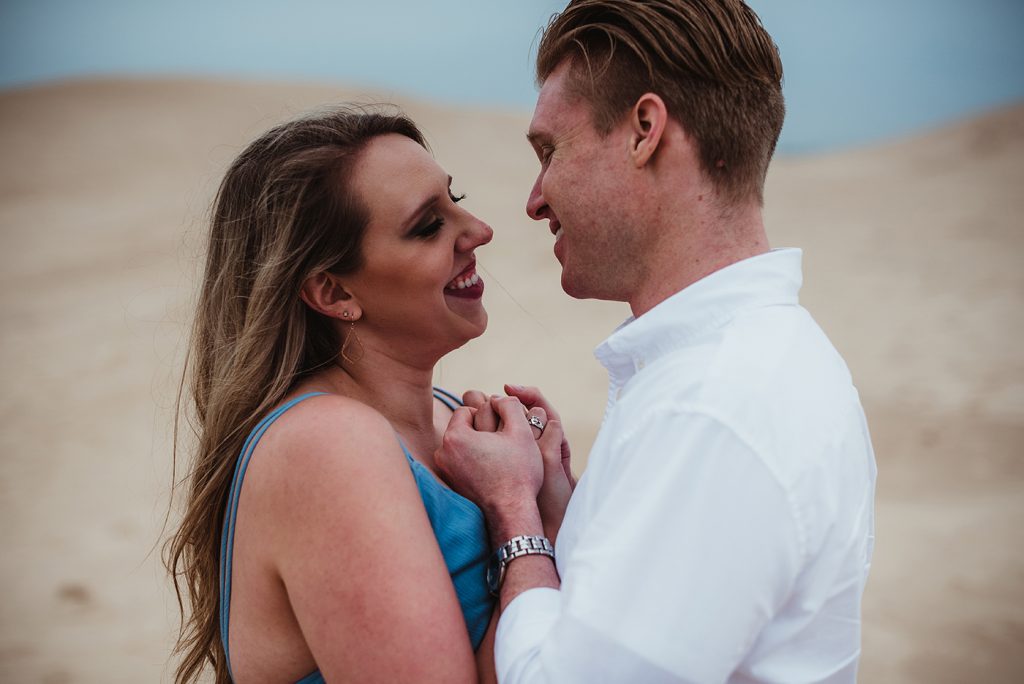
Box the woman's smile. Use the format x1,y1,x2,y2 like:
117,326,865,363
444,261,485,299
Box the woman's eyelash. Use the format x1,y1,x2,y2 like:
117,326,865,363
411,191,465,239
415,216,445,238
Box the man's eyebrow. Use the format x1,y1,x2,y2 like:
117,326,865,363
526,131,550,147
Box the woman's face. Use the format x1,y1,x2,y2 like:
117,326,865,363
344,134,493,360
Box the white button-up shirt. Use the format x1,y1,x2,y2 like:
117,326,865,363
495,249,877,683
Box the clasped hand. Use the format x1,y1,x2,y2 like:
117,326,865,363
434,385,575,542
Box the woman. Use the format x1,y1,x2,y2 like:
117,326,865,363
166,107,572,683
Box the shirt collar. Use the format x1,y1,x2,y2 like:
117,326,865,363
595,248,804,375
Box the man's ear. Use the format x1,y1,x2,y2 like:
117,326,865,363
299,272,361,321
629,93,668,168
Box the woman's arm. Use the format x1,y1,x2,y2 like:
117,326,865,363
475,611,498,684
259,395,478,683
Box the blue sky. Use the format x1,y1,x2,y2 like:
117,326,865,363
1,0,1022,153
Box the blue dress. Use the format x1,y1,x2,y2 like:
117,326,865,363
219,389,493,683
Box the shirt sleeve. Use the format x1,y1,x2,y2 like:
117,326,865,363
495,409,806,683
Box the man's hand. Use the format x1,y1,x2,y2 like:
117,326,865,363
435,396,545,529
440,394,560,608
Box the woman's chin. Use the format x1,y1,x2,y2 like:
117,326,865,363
430,291,486,355
445,308,487,352
470,309,488,339
443,290,486,326
461,308,488,342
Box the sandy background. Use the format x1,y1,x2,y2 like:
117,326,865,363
0,78,1021,682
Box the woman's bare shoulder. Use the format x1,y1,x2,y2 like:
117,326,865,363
246,393,409,495
271,392,391,438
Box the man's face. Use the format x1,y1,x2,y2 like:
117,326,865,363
526,63,646,302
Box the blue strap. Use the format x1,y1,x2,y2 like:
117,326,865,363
219,392,327,681
432,386,464,411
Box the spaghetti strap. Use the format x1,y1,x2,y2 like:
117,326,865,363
432,386,463,412
219,392,327,682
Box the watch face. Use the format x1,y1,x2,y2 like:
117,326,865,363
487,551,502,596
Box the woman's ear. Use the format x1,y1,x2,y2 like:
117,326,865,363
299,272,361,321
629,92,668,168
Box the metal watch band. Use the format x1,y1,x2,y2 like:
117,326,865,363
497,534,555,563
488,535,555,596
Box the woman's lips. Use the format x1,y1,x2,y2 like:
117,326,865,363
444,263,484,299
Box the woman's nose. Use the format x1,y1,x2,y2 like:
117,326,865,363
457,213,493,252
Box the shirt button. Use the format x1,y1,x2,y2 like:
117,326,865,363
616,388,623,400
637,360,645,370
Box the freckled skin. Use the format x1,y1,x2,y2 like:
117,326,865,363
524,63,769,317
525,65,652,302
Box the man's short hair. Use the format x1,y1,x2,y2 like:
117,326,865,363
536,0,785,205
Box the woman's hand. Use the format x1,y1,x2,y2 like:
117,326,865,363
463,387,574,481
504,385,575,543
462,389,499,432
503,385,574,483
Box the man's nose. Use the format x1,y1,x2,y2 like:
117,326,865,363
526,174,548,221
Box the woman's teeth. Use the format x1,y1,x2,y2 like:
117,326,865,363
446,271,480,290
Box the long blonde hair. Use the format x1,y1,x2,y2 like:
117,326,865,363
165,107,426,684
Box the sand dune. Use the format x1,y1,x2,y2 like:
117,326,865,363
0,78,1020,682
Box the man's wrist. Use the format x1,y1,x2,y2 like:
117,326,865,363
487,534,555,596
484,498,545,547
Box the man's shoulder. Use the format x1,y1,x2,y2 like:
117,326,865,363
627,304,848,403
619,304,867,470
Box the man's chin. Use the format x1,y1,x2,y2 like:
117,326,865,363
561,267,627,303
560,269,592,300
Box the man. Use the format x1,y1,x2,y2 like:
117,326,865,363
436,1,877,682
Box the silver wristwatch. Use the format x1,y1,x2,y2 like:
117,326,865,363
486,535,555,596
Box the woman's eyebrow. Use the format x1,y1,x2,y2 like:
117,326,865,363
401,174,452,232
401,194,440,231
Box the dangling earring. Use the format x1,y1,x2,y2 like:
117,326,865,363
340,312,364,364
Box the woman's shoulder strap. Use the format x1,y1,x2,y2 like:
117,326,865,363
431,386,463,412
219,391,328,675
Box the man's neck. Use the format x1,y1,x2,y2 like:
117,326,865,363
628,204,770,318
